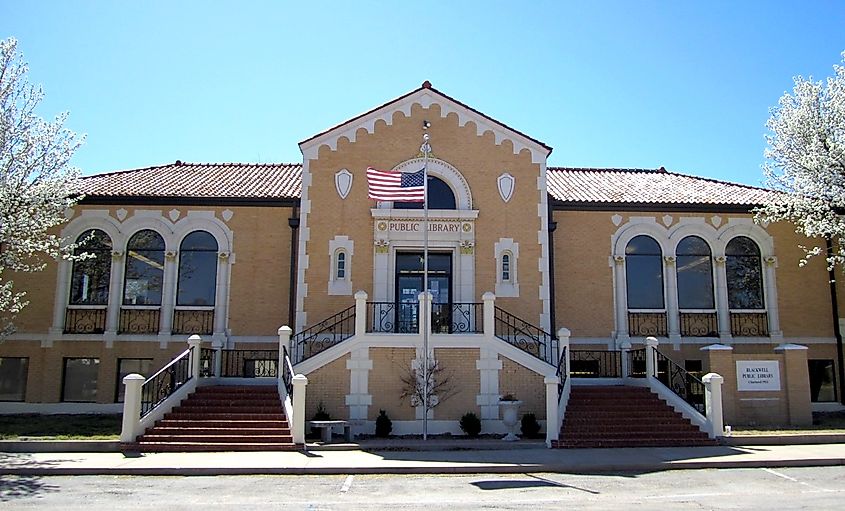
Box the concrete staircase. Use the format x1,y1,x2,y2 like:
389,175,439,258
123,385,297,452
554,385,717,448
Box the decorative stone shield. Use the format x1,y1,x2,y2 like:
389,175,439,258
497,173,515,203
335,169,353,199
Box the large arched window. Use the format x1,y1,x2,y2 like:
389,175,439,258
625,235,664,309
69,229,112,305
394,176,457,209
726,236,764,309
676,236,714,309
123,230,165,306
177,231,218,306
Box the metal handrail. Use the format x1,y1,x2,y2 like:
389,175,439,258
655,349,706,415
493,306,557,365
556,345,568,399
291,305,356,363
139,347,193,418
281,345,294,402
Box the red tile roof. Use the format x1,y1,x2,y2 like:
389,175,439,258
547,167,776,207
80,161,301,200
80,161,776,209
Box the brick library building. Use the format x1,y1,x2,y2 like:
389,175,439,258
0,83,842,450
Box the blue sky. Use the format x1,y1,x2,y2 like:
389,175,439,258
2,1,844,185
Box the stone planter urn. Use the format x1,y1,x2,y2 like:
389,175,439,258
499,399,523,441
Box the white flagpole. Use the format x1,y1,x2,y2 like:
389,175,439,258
421,122,431,441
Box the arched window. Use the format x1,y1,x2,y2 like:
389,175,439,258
726,236,764,309
335,251,347,280
177,231,218,306
676,236,714,309
394,176,457,209
123,230,165,306
501,253,511,282
625,235,664,309
69,229,112,305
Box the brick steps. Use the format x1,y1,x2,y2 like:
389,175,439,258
557,385,716,449
128,385,297,453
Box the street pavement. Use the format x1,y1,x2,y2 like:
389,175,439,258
1,442,844,476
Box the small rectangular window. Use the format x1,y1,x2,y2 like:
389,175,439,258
62,358,100,402
115,358,153,402
0,357,29,401
809,359,837,402
684,359,703,377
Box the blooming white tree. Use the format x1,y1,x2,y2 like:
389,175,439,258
0,37,85,337
755,52,845,269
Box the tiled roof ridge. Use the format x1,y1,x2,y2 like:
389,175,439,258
82,160,302,180
548,166,772,193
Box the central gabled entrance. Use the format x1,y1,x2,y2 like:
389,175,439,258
395,252,452,333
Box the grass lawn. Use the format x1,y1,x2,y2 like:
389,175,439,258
732,411,845,435
0,414,121,440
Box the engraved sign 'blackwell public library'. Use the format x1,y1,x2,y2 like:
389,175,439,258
376,220,472,234
736,361,781,391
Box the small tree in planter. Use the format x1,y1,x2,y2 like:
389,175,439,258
399,355,457,418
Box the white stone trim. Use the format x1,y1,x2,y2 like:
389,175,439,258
610,215,779,344
494,238,519,298
298,88,551,164
328,236,354,296
537,164,551,331
345,347,372,420
295,160,313,331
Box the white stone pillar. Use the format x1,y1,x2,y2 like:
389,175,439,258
278,326,292,397
476,347,503,420
187,335,202,378
354,290,368,337
292,374,308,445
346,347,373,423
702,372,725,438
645,336,659,379
764,257,783,341
620,340,632,379
159,251,178,337
49,259,73,337
713,256,732,341
664,256,681,344
482,292,496,339
612,256,629,343
419,291,432,337
213,252,231,336
106,251,125,335
556,327,571,375
544,375,561,447
120,373,145,443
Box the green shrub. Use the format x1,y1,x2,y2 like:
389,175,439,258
309,402,331,438
459,412,482,438
521,413,541,438
375,409,392,438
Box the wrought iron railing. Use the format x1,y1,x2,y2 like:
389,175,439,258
570,350,622,378
281,345,294,402
367,302,418,333
118,307,160,334
64,307,107,334
291,305,356,363
628,347,647,378
655,349,706,415
220,350,278,377
628,312,668,337
680,312,718,337
432,302,483,334
493,307,557,365
730,312,769,336
172,308,214,335
200,347,215,377
140,346,193,418
556,345,568,399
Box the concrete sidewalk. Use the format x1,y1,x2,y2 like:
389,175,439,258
1,443,844,476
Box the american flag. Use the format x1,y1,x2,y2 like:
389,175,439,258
366,167,425,202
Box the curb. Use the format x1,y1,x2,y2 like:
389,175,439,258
3,458,845,476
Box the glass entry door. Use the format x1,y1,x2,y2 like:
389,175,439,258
395,253,452,333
